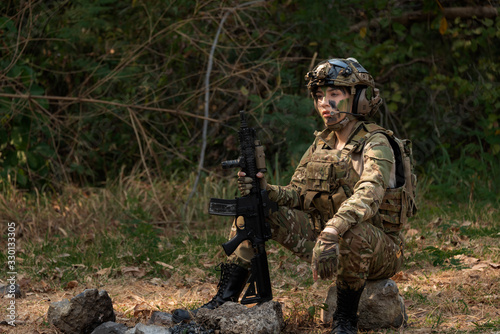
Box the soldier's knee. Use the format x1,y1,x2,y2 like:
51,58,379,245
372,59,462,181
337,224,372,278
339,223,369,254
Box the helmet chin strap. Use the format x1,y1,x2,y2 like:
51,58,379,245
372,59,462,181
327,113,356,131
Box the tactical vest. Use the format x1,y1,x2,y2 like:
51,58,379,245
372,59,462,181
301,122,417,234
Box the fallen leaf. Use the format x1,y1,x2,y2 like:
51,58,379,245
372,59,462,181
391,271,409,282
203,262,215,268
155,261,174,270
471,263,489,270
150,278,164,286
160,269,172,279
428,217,442,228
65,281,78,290
32,280,51,293
133,302,152,318
406,229,419,238
488,262,500,269
96,267,111,276
58,227,68,237
453,254,480,267
121,267,146,278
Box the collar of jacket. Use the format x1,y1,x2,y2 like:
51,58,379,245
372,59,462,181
313,121,366,149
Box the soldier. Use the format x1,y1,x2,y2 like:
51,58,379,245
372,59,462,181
174,58,412,334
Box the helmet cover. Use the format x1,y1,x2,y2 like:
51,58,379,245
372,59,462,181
305,58,382,118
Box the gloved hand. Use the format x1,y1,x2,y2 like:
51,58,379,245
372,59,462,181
237,171,266,196
312,227,339,281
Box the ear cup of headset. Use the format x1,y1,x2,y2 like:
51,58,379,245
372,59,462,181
353,86,371,116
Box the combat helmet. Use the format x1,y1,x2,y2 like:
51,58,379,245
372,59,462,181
305,58,382,118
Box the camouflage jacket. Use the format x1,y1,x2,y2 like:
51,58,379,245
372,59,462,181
267,121,396,236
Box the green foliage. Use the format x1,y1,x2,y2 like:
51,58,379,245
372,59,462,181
422,246,470,268
259,92,318,175
0,0,498,202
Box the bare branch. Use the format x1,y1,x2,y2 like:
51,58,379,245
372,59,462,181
376,58,435,83
349,6,498,32
183,0,267,213
0,92,222,123
184,10,230,213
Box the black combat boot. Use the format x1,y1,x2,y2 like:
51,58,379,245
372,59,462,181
331,281,365,334
172,262,249,323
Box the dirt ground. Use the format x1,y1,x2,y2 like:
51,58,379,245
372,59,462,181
1,263,499,334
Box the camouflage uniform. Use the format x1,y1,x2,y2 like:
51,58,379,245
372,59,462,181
229,121,404,289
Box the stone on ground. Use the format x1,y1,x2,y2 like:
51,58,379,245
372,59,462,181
195,301,284,334
47,289,116,334
91,321,129,334
321,278,407,330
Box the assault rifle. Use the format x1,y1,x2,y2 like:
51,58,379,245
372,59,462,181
208,110,278,305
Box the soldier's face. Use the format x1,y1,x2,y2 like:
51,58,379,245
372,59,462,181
313,86,351,127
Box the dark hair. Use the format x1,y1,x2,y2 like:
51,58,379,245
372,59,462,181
311,85,348,98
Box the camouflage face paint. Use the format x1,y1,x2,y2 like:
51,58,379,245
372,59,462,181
312,86,353,131
329,100,337,111
329,97,350,115
312,86,327,102
337,98,350,113
327,96,351,125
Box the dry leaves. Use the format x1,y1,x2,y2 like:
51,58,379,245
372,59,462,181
453,254,500,270
121,267,146,278
96,267,112,277
133,302,153,318
65,280,79,290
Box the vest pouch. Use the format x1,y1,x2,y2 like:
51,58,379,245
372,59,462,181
312,192,335,223
302,186,347,227
330,186,348,213
306,161,332,192
379,186,407,233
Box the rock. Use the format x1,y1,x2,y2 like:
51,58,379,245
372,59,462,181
0,284,22,298
148,311,175,327
169,321,214,334
134,323,172,334
124,328,136,334
321,279,407,330
195,301,285,334
47,289,116,334
91,321,129,334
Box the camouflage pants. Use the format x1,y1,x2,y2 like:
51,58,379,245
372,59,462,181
228,206,403,289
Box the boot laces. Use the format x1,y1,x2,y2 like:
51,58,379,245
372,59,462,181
215,263,232,291
203,263,233,307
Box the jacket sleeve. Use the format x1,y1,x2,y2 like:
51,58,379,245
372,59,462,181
266,143,314,208
325,133,394,236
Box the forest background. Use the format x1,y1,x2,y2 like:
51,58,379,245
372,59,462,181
0,0,499,333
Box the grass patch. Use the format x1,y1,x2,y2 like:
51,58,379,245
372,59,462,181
17,228,229,289
472,318,500,332
0,171,499,333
